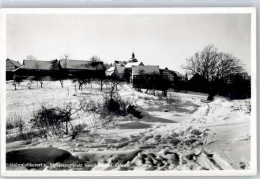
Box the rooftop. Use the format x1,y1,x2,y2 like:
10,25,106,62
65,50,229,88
132,65,160,76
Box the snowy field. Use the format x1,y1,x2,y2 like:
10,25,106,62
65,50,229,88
6,80,251,171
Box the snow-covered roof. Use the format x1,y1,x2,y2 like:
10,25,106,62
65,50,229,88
7,59,22,68
115,65,125,74
105,66,115,76
21,60,54,70
132,65,160,76
59,59,104,70
59,59,91,70
125,61,139,68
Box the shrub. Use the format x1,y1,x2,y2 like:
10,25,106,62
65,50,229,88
12,77,23,90
27,80,33,89
29,104,76,139
79,82,131,128
166,94,181,105
156,92,164,101
70,124,88,139
6,113,25,134
101,90,130,117
126,105,147,119
6,131,38,143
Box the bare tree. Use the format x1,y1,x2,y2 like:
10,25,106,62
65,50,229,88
89,55,101,62
183,44,244,99
12,75,22,90
78,78,91,91
25,55,37,61
50,59,64,88
98,70,107,92
38,75,44,88
60,53,70,60
89,55,106,92
33,61,44,88
110,76,120,91
72,75,92,92
60,53,70,69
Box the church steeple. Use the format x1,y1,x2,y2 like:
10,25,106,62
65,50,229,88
129,51,137,62
132,52,135,59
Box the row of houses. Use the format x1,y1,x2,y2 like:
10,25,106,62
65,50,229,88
6,58,106,81
6,53,199,92
106,53,188,90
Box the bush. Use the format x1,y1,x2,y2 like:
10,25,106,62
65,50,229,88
6,131,39,143
29,104,75,139
6,113,25,134
166,95,181,105
126,105,149,119
102,93,129,117
99,81,130,117
69,123,89,139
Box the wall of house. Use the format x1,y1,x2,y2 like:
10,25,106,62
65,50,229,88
161,70,174,81
65,69,106,79
6,60,16,80
6,72,14,80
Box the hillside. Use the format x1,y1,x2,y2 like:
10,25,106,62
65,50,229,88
6,80,251,171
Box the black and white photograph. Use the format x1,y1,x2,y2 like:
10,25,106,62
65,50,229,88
0,8,257,176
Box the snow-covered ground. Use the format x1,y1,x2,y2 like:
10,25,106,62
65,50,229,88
6,80,251,171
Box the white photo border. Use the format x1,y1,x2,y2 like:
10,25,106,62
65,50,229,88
0,7,257,177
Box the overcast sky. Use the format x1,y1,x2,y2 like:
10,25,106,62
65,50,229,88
6,14,251,74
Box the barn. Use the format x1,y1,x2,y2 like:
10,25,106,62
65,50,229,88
6,59,22,80
13,59,59,81
59,59,106,79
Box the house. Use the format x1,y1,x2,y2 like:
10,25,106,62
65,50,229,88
131,65,160,89
114,65,126,80
6,59,22,80
160,67,187,89
13,59,59,80
132,65,160,78
59,59,106,79
106,53,139,82
160,67,178,82
106,64,130,81
186,73,209,93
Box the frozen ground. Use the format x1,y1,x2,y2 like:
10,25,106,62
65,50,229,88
6,80,251,171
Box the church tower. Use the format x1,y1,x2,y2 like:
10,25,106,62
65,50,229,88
129,52,138,62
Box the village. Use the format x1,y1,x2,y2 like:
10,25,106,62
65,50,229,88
5,48,252,171
6,52,250,99
6,53,191,94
